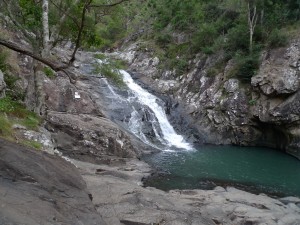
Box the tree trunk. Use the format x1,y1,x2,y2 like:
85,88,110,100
247,2,257,53
42,0,50,57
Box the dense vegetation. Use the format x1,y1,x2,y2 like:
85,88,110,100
124,0,300,81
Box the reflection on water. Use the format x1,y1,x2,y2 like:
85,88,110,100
143,146,300,197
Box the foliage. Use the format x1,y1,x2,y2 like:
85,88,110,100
233,53,260,83
267,29,288,48
129,0,300,82
93,55,126,87
0,97,41,129
98,64,125,86
43,67,56,79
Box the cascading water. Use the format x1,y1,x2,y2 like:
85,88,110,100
120,70,192,151
86,57,192,151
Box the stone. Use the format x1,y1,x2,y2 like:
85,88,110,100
46,111,139,163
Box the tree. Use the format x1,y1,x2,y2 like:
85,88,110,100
247,0,258,53
0,0,129,115
0,0,129,71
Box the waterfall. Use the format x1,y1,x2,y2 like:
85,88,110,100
120,70,192,151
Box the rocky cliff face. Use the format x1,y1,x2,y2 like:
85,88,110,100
117,39,300,159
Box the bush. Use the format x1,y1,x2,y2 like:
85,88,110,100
225,23,249,54
235,53,260,82
267,29,288,48
191,24,218,53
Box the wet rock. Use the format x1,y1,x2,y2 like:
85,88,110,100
0,138,106,225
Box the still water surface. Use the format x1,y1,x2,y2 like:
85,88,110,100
143,146,300,197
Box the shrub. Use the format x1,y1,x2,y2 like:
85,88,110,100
267,29,288,48
235,53,260,83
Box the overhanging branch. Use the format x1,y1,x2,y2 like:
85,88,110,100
0,39,76,83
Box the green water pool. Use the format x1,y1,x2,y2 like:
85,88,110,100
143,146,300,197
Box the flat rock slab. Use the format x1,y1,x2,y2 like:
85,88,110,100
73,158,300,225
0,138,106,225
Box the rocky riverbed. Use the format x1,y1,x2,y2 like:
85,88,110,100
1,138,300,225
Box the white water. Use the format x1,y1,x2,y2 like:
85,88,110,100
120,70,192,150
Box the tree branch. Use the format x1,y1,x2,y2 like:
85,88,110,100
0,38,76,83
68,0,92,65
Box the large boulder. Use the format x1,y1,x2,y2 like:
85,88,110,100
46,111,139,164
0,69,6,98
0,138,106,225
